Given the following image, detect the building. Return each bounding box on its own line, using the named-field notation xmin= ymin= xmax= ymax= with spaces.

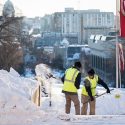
xmin=62 ymin=8 xmax=79 ymax=34
xmin=54 ymin=39 xmax=88 ymax=68
xmin=52 ymin=12 xmax=62 ymax=33
xmin=41 ymin=8 xmax=115 ymax=45
xmin=79 ymin=9 xmax=115 ymax=43
xmin=61 ymin=8 xmax=113 ymax=43
xmin=40 ymin=14 xmax=54 ymax=32
xmin=88 ymin=33 xmax=116 ymax=86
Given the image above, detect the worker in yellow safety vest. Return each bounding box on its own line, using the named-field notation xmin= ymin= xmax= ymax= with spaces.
xmin=61 ymin=61 xmax=82 ymax=115
xmin=81 ymin=69 xmax=110 ymax=115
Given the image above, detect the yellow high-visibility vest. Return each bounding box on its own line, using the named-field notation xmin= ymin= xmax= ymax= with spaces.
xmin=62 ymin=67 xmax=79 ymax=93
xmin=82 ymin=75 xmax=98 ymax=96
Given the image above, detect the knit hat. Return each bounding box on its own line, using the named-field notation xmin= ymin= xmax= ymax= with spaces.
xmin=74 ymin=61 xmax=82 ymax=68
xmin=87 ymin=68 xmax=95 ymax=75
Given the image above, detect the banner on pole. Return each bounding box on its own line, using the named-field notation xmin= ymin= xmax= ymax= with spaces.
xmin=118 ymin=43 xmax=125 ymax=72
xmin=120 ymin=0 xmax=125 ymax=37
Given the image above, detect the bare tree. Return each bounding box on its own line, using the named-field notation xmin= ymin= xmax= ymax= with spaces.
xmin=0 ymin=17 xmax=23 ymax=71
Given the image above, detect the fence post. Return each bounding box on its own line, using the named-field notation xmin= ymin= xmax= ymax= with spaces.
xmin=31 ymin=78 xmax=41 ymax=106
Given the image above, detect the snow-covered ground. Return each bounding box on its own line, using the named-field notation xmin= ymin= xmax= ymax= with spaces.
xmin=0 ymin=65 xmax=125 ymax=125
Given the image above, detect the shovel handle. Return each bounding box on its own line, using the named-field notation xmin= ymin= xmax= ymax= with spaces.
xmin=96 ymin=88 xmax=114 ymax=97
xmin=83 ymin=88 xmax=114 ymax=104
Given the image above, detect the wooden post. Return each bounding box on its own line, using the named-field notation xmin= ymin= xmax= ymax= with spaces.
xmin=38 ymin=84 xmax=41 ymax=106
xmin=31 ymin=81 xmax=41 ymax=106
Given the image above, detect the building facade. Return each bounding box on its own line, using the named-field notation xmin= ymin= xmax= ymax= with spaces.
xmin=41 ymin=8 xmax=115 ymax=44
xmin=62 ymin=9 xmax=114 ymax=43
xmin=61 ymin=8 xmax=79 ymax=34
xmin=88 ymin=34 xmax=116 ymax=86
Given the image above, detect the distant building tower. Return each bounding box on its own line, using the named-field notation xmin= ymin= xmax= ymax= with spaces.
xmin=2 ymin=0 xmax=15 ymax=18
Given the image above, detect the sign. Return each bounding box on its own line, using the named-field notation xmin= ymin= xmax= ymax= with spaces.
xmin=121 ymin=0 xmax=125 ymax=16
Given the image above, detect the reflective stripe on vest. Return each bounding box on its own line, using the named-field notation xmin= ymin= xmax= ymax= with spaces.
xmin=64 ymin=69 xmax=78 ymax=83
xmin=82 ymin=75 xmax=98 ymax=96
xmin=62 ymin=68 xmax=79 ymax=93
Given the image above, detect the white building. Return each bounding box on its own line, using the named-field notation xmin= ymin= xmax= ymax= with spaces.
xmin=41 ymin=8 xmax=115 ymax=44
xmin=62 ymin=8 xmax=79 ymax=34
xmin=62 ymin=8 xmax=114 ymax=44
xmin=81 ymin=9 xmax=114 ymax=28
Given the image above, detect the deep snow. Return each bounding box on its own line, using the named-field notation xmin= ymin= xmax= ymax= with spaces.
xmin=0 ymin=65 xmax=125 ymax=125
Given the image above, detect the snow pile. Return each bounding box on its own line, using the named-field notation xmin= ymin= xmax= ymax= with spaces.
xmin=0 ymin=69 xmax=38 ymax=98
xmin=73 ymin=53 xmax=80 ymax=59
xmin=0 ymin=68 xmax=38 ymax=111
xmin=0 ymin=68 xmax=49 ymax=125
xmin=52 ymin=69 xmax=64 ymax=79
xmin=96 ymin=88 xmax=125 ymax=115
xmin=10 ymin=67 xmax=20 ymax=77
xmin=35 ymin=64 xmax=52 ymax=79
xmin=35 ymin=64 xmax=54 ymax=94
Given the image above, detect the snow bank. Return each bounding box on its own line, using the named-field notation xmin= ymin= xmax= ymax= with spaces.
xmin=52 ymin=69 xmax=64 ymax=79
xmin=35 ymin=64 xmax=52 ymax=79
xmin=0 ymin=68 xmax=39 ymax=111
xmin=35 ymin=64 xmax=54 ymax=94
xmin=10 ymin=67 xmax=20 ymax=77
xmin=0 ymin=69 xmax=37 ymax=98
xmin=0 ymin=68 xmax=48 ymax=125
xmin=96 ymin=88 xmax=125 ymax=115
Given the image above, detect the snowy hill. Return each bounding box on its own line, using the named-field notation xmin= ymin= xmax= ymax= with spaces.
xmin=0 ymin=65 xmax=125 ymax=125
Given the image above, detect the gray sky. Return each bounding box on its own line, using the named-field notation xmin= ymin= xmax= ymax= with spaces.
xmin=2 ymin=0 xmax=116 ymax=17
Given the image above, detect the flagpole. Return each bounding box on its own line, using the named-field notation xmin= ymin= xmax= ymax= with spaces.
xmin=118 ymin=52 xmax=122 ymax=88
xmin=116 ymin=0 xmax=119 ymax=88
xmin=119 ymin=66 xmax=122 ymax=88
xmin=116 ymin=38 xmax=119 ymax=88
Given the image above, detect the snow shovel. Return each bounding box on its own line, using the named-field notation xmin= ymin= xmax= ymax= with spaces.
xmin=95 ymin=88 xmax=114 ymax=98
xmin=83 ymin=88 xmax=114 ymax=104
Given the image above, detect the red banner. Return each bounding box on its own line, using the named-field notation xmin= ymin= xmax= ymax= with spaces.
xmin=118 ymin=43 xmax=124 ymax=72
xmin=120 ymin=0 xmax=125 ymax=37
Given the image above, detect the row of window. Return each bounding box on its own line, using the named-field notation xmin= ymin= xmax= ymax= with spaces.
xmin=91 ymin=55 xmax=111 ymax=73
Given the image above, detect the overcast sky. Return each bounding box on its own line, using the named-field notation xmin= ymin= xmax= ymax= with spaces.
xmin=1 ymin=0 xmax=116 ymax=17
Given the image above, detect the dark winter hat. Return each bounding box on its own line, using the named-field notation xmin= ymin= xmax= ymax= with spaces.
xmin=74 ymin=61 xmax=82 ymax=68
xmin=87 ymin=68 xmax=95 ymax=75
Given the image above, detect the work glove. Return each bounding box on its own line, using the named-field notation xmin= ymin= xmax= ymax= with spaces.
xmin=107 ymin=89 xmax=110 ymax=93
xmin=90 ymin=96 xmax=94 ymax=101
